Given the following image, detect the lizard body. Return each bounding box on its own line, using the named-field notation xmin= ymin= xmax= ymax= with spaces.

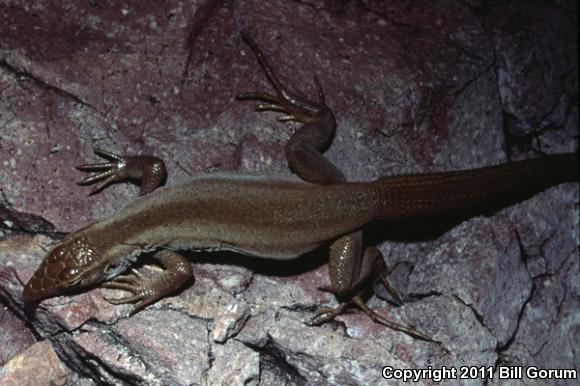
xmin=23 ymin=34 xmax=578 ymax=341
xmin=24 ymin=154 xmax=577 ymax=298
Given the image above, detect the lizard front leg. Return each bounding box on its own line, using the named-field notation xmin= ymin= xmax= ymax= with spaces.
xmin=238 ymin=33 xmax=432 ymax=341
xmin=101 ymin=250 xmax=194 ymax=315
xmin=77 ymin=148 xmax=189 ymax=315
xmin=77 ymin=147 xmax=167 ymax=195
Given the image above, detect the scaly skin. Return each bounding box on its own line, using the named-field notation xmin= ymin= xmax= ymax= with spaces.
xmin=23 ymin=33 xmax=579 ymax=342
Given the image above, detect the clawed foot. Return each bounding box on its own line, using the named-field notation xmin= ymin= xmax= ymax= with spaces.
xmin=307 ymin=301 xmax=351 ymax=326
xmin=101 ymin=250 xmax=193 ymax=315
xmin=237 ymin=32 xmax=329 ymax=125
xmin=351 ymin=296 xmax=438 ymax=342
xmin=308 ymin=295 xmax=438 ymax=343
xmin=101 ymin=269 xmax=160 ymax=315
xmin=77 ymin=148 xmax=166 ymax=195
xmin=77 ymin=148 xmax=130 ymax=194
xmin=377 ymin=271 xmax=403 ymax=306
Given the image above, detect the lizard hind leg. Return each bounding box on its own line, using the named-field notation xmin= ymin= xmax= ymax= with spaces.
xmin=237 ymin=32 xmax=433 ymax=342
xmin=236 ymin=32 xmax=323 ymax=121
xmin=236 ymin=32 xmax=342 ymax=184
xmin=315 ymin=236 xmax=436 ymax=342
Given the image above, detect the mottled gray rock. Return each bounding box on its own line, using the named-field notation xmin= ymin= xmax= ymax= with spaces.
xmin=0 ymin=339 xmax=68 ymax=386
xmin=487 ymin=1 xmax=576 ymax=147
xmin=0 ymin=301 xmax=35 ymax=366
xmin=0 ymin=0 xmax=577 ymax=385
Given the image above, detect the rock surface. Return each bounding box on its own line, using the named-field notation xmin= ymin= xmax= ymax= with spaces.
xmin=0 ymin=1 xmax=577 ymax=385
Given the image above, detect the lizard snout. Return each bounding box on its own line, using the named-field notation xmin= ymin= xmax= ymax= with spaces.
xmin=22 ymin=274 xmax=51 ymax=302
xmin=23 ymin=246 xmax=75 ymax=302
xmin=22 ymin=236 xmax=98 ymax=303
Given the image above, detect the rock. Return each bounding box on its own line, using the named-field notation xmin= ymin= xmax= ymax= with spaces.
xmin=0 ymin=1 xmax=577 ymax=385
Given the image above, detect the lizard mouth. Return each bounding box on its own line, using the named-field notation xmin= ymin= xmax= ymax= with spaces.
xmin=22 ymin=237 xmax=95 ymax=303
xmin=23 ymin=269 xmax=84 ymax=302
xmin=23 ymin=269 xmax=67 ymax=302
xmin=22 ymin=250 xmax=68 ymax=302
xmin=23 ymin=280 xmax=49 ymax=302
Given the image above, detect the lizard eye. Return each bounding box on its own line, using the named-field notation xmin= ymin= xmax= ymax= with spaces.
xmin=58 ymin=267 xmax=80 ymax=281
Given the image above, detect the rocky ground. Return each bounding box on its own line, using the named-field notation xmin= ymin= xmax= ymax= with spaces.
xmin=0 ymin=1 xmax=577 ymax=385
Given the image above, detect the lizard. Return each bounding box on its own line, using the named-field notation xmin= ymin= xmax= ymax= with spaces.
xmin=22 ymin=33 xmax=578 ymax=342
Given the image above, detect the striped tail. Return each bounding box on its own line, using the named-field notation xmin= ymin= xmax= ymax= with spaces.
xmin=373 ymin=152 xmax=578 ymax=220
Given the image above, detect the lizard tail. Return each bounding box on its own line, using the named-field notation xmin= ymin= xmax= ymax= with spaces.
xmin=372 ymin=152 xmax=578 ymax=220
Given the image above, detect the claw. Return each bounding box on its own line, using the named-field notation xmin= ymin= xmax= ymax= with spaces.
xmin=129 ymin=296 xmax=158 ymax=315
xmin=307 ymin=293 xmax=437 ymax=342
xmin=101 ymin=272 xmax=155 ymax=315
xmin=256 ymin=103 xmax=287 ymax=112
xmin=239 ymin=32 xmax=288 ymax=99
xmin=101 ymin=281 xmax=135 ymax=292
xmin=111 ymin=275 xmax=139 ymax=286
xmin=104 ymin=285 xmax=158 ymax=315
xmin=313 ymin=75 xmax=325 ymax=104
xmin=277 ymin=115 xmax=297 ymax=122
xmin=307 ymin=302 xmax=351 ymax=326
xmin=377 ymin=275 xmax=403 ymax=306
xmin=88 ymin=174 xmax=118 ymax=195
xmin=77 ymin=169 xmax=115 ymax=185
xmin=94 ymin=148 xmax=124 ymax=161
xmin=76 ymin=162 xmax=116 ymax=171
xmin=236 ymin=92 xmax=279 ymax=103
xmin=237 ymin=32 xmax=323 ymax=121
xmin=352 ymin=296 xmax=438 ymax=343
xmin=104 ymin=293 xmax=145 ymax=306
xmin=76 ymin=148 xmax=130 ymax=194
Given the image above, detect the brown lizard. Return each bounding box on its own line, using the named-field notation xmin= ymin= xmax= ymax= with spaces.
xmin=23 ymin=33 xmax=578 ymax=342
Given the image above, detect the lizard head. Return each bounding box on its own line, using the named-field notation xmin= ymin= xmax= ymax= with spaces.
xmin=23 ymin=235 xmax=106 ymax=302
